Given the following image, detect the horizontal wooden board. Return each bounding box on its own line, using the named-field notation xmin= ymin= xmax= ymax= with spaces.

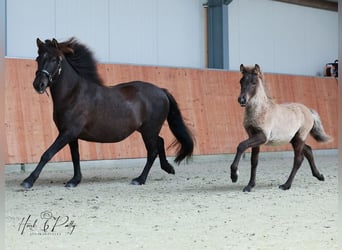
xmin=4 ymin=59 xmax=337 ymax=164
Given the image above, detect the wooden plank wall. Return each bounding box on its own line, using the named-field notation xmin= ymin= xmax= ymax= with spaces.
xmin=5 ymin=58 xmax=337 ymax=164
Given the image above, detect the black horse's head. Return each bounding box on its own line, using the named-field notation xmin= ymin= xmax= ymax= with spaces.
xmin=238 ymin=64 xmax=263 ymax=107
xmin=33 ymin=38 xmax=65 ymax=94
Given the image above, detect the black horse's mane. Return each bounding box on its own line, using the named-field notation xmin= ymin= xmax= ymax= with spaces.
xmin=45 ymin=38 xmax=104 ymax=86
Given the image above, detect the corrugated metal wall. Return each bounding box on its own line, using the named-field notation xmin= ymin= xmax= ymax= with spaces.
xmin=5 ymin=58 xmax=337 ymax=164
xmin=6 ymin=0 xmax=338 ymax=76
xmin=6 ymin=0 xmax=206 ymax=68
xmin=228 ymin=0 xmax=338 ymax=75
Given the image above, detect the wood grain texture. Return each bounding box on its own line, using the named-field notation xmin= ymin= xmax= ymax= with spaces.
xmin=5 ymin=58 xmax=337 ymax=164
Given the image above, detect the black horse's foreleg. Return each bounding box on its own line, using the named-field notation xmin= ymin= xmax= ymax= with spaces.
xmin=21 ymin=134 xmax=71 ymax=189
xmin=230 ymin=132 xmax=266 ymax=184
xmin=157 ymin=137 xmax=175 ymax=174
xmin=65 ymin=140 xmax=82 ymax=188
xmin=279 ymin=136 xmax=305 ymax=190
xmin=303 ymin=144 xmax=324 ymax=181
xmin=243 ymin=146 xmax=260 ymax=192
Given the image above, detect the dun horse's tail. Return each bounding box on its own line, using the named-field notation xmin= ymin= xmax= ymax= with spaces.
xmin=163 ymin=89 xmax=194 ymax=164
xmin=310 ymin=109 xmax=332 ymax=142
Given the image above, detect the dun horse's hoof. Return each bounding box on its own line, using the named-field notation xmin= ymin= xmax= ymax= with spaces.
xmin=21 ymin=181 xmax=33 ymax=189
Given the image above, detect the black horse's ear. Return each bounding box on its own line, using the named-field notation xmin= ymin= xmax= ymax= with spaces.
xmin=52 ymin=38 xmax=59 ymax=48
xmin=240 ymin=64 xmax=245 ymax=73
xmin=36 ymin=38 xmax=44 ymax=48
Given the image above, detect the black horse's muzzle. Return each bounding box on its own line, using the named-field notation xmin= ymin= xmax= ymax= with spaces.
xmin=33 ymin=71 xmax=50 ymax=94
xmin=33 ymin=57 xmax=62 ymax=94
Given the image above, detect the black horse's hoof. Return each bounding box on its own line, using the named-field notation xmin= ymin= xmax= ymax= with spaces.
xmin=65 ymin=182 xmax=78 ymax=188
xmin=65 ymin=178 xmax=81 ymax=188
xmin=21 ymin=181 xmax=33 ymax=189
xmin=130 ymin=178 xmax=145 ymax=185
xmin=317 ymin=174 xmax=325 ymax=181
xmin=279 ymin=184 xmax=291 ymax=190
xmin=161 ymin=163 xmax=175 ymax=175
xmin=231 ymin=171 xmax=239 ymax=183
xmin=243 ymin=185 xmax=253 ymax=192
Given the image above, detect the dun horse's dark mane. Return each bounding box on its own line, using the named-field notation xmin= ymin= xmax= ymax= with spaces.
xmin=47 ymin=38 xmax=104 ymax=86
xmin=243 ymin=66 xmax=273 ymax=101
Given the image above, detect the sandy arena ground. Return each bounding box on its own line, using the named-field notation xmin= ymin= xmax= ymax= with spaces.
xmin=5 ymin=150 xmax=338 ymax=250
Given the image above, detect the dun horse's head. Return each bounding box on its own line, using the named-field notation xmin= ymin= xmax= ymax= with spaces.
xmin=33 ymin=38 xmax=64 ymax=94
xmin=238 ymin=64 xmax=263 ymax=107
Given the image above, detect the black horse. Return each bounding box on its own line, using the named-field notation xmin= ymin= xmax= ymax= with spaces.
xmin=21 ymin=38 xmax=194 ymax=189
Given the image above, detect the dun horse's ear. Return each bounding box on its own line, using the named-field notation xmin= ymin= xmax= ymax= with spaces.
xmin=254 ymin=64 xmax=261 ymax=74
xmin=240 ymin=64 xmax=245 ymax=73
xmin=36 ymin=38 xmax=44 ymax=48
xmin=52 ymin=38 xmax=59 ymax=48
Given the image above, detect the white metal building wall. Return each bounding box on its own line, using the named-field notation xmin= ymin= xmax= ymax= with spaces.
xmin=6 ymin=0 xmax=207 ymax=68
xmin=228 ymin=0 xmax=338 ymax=76
xmin=6 ymin=0 xmax=338 ymax=76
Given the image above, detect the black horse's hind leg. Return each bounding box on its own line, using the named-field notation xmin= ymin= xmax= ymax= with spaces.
xmin=279 ymin=136 xmax=305 ymax=190
xmin=230 ymin=131 xmax=266 ymax=184
xmin=243 ymin=146 xmax=260 ymax=192
xmin=157 ymin=137 xmax=175 ymax=174
xmin=303 ymin=144 xmax=325 ymax=181
xmin=21 ymin=134 xmax=71 ymax=189
xmin=65 ymin=140 xmax=82 ymax=188
xmin=131 ymin=136 xmax=158 ymax=185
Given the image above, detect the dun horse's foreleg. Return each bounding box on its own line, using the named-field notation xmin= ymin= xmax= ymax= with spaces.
xmin=65 ymin=140 xmax=82 ymax=188
xmin=157 ymin=137 xmax=175 ymax=174
xmin=230 ymin=132 xmax=266 ymax=184
xmin=21 ymin=134 xmax=71 ymax=189
xmin=131 ymin=136 xmax=158 ymax=185
xmin=243 ymin=146 xmax=260 ymax=192
xmin=279 ymin=136 xmax=305 ymax=190
xmin=303 ymin=144 xmax=324 ymax=181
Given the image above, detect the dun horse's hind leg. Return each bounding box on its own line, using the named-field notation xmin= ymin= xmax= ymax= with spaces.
xmin=243 ymin=146 xmax=260 ymax=192
xmin=279 ymin=136 xmax=305 ymax=190
xmin=303 ymin=144 xmax=325 ymax=181
xmin=65 ymin=140 xmax=82 ymax=188
xmin=157 ymin=137 xmax=175 ymax=174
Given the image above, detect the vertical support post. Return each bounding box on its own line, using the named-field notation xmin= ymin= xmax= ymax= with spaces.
xmin=207 ymin=0 xmax=231 ymax=69
xmin=0 ymin=0 xmax=5 ymax=249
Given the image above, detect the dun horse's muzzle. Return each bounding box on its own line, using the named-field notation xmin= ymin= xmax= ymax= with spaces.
xmin=238 ymin=95 xmax=247 ymax=107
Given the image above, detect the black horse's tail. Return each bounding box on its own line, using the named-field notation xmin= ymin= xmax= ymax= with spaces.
xmin=163 ymin=89 xmax=194 ymax=164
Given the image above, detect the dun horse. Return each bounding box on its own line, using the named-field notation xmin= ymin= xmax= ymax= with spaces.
xmin=231 ymin=64 xmax=331 ymax=192
xmin=21 ymin=38 xmax=194 ymax=189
